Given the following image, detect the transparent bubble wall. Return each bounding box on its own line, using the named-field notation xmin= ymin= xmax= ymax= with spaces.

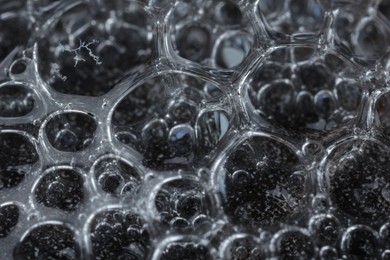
xmin=1 ymin=0 xmax=390 ymax=259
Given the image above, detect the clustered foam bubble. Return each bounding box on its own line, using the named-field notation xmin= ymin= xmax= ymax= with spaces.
xmin=1 ymin=0 xmax=390 ymax=259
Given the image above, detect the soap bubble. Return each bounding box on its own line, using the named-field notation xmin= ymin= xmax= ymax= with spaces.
xmin=33 ymin=167 xmax=84 ymax=211
xmin=322 ymin=138 xmax=390 ymax=223
xmin=152 ymin=235 xmax=215 ymax=260
xmin=212 ymin=133 xmax=307 ymax=230
xmin=270 ymin=228 xmax=315 ymax=260
xmin=87 ymin=207 xmax=150 ymax=259
xmin=13 ymin=222 xmax=81 ymax=259
xmin=340 ymin=225 xmax=380 ymax=259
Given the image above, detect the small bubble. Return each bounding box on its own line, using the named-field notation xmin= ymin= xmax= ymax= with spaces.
xmin=314 ymin=90 xmax=336 ymax=119
xmin=382 ymin=250 xmax=390 ymax=260
xmin=303 ymin=140 xmax=323 ymax=157
xmin=89 ymin=209 xmax=150 ymax=259
xmin=260 ymin=231 xmax=272 ymax=242
xmin=320 ymin=246 xmax=338 ymax=260
xmin=309 ymin=214 xmax=340 ymax=245
xmin=232 ymin=170 xmax=250 ymax=187
xmin=33 ymin=119 xmax=40 ymax=126
xmin=27 ymin=213 xmax=38 ymax=222
xmin=216 ymin=1 xmax=243 ymax=25
xmin=34 ymin=168 xmax=84 ymax=211
xmin=341 ymin=225 xmax=380 ymax=259
xmin=272 ymin=229 xmax=314 ymax=259
xmin=192 ymin=214 xmax=211 ymax=228
xmin=379 ymin=222 xmax=390 ymax=244
xmin=234 ymin=246 xmax=249 ymax=259
xmin=197 ymin=110 xmax=229 ymax=155
xmin=355 ymin=19 xmax=388 ymax=59
xmin=168 ymin=124 xmax=195 ymax=156
xmin=158 ymin=239 xmax=212 ymax=260
xmin=175 ymin=25 xmax=211 ymax=63
xmin=46 ymin=112 xmax=97 ymax=152
xmin=171 ymin=217 xmax=190 ymax=230
xmin=102 ymin=99 xmax=109 ymax=109
xmin=93 ymin=157 xmax=141 ymax=196
xmin=215 ymin=33 xmax=252 ymax=69
xmin=197 ymin=168 xmax=209 ymax=178
xmin=13 ymin=223 xmax=80 ymax=259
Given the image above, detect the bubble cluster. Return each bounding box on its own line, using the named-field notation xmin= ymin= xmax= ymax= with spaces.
xmin=88 ymin=208 xmax=150 ymax=259
xmin=152 ymin=175 xmax=214 ymax=231
xmin=1 ymin=0 xmax=390 ymax=259
xmin=92 ymin=155 xmax=141 ymax=196
xmin=111 ymin=73 xmax=231 ymax=170
xmin=244 ymin=45 xmax=364 ymax=135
